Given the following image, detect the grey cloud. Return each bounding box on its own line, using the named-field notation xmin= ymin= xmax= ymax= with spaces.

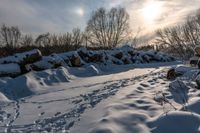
xmin=0 ymin=0 xmax=199 ymax=35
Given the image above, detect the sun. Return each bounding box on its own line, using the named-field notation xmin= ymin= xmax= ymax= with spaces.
xmin=76 ymin=8 xmax=84 ymax=16
xmin=141 ymin=1 xmax=162 ymax=23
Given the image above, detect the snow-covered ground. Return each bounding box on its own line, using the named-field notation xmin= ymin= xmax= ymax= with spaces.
xmin=0 ymin=61 xmax=200 ymax=133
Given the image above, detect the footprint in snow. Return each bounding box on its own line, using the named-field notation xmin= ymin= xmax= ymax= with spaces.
xmin=147 ymin=80 xmax=154 ymax=83
xmin=140 ymin=83 xmax=149 ymax=88
xmin=137 ymin=87 xmax=144 ymax=91
xmin=150 ymin=83 xmax=155 ymax=85
xmin=72 ymin=99 xmax=83 ymax=104
xmin=39 ymin=82 xmax=44 ymax=85
xmin=54 ymin=112 xmax=61 ymax=116
xmin=125 ymin=93 xmax=136 ymax=99
xmin=39 ymin=112 xmax=45 ymax=116
xmin=160 ymin=82 xmax=166 ymax=85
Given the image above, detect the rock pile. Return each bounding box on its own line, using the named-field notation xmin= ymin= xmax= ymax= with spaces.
xmin=0 ymin=45 xmax=175 ymax=77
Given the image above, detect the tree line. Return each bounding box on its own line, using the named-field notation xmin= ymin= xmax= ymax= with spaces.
xmin=0 ymin=7 xmax=133 ymax=57
xmin=0 ymin=7 xmax=200 ymax=58
xmin=154 ymin=10 xmax=200 ymax=59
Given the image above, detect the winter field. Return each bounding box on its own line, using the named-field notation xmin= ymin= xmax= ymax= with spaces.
xmin=1 ymin=60 xmax=200 ymax=133
xmin=0 ymin=0 xmax=200 ymax=132
xmin=0 ymin=47 xmax=200 ymax=133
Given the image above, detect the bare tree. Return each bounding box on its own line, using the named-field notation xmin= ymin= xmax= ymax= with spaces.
xmin=86 ymin=7 xmax=130 ymax=48
xmin=72 ymin=28 xmax=83 ymax=49
xmin=154 ymin=9 xmax=200 ymax=58
xmin=82 ymin=30 xmax=91 ymax=48
xmin=35 ymin=32 xmax=50 ymax=47
xmin=0 ymin=24 xmax=21 ymax=48
xmin=21 ymin=34 xmax=34 ymax=46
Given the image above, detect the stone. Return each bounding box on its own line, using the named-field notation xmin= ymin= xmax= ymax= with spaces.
xmin=167 ymin=68 xmax=180 ymax=80
xmin=70 ymin=55 xmax=82 ymax=67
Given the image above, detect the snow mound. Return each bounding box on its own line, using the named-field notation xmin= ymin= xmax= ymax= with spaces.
xmin=89 ymin=111 xmax=149 ymax=133
xmin=68 ymin=64 xmax=101 ymax=77
xmin=0 ymin=67 xmax=72 ymax=100
xmin=0 ymin=92 xmax=10 ymax=102
xmin=86 ymin=65 xmax=101 ymax=75
xmin=32 ymin=66 xmax=71 ymax=86
xmin=185 ymin=98 xmax=200 ymax=114
xmin=148 ymin=111 xmax=200 ymax=133
xmin=169 ymin=79 xmax=189 ymax=104
xmin=175 ymin=65 xmax=195 ymax=74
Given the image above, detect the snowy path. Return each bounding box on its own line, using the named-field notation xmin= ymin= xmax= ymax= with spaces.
xmin=1 ymin=62 xmax=193 ymax=133
xmin=70 ymin=68 xmax=170 ymax=133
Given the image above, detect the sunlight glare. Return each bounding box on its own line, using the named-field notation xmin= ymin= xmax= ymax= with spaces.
xmin=76 ymin=8 xmax=84 ymax=16
xmin=141 ymin=1 xmax=162 ymax=23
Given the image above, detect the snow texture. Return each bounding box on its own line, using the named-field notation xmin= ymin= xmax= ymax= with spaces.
xmin=1 ymin=48 xmax=199 ymax=133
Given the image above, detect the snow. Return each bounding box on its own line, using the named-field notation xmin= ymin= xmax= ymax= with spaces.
xmin=0 ymin=46 xmax=176 ymax=78
xmin=0 ymin=59 xmax=199 ymax=133
xmin=149 ymin=111 xmax=200 ymax=133
xmin=0 ymin=63 xmax=21 ymax=77
xmin=0 ymin=49 xmax=41 ymax=64
xmin=186 ymin=98 xmax=200 ymax=114
xmin=190 ymin=56 xmax=200 ymax=61
xmin=194 ymin=44 xmax=200 ymax=50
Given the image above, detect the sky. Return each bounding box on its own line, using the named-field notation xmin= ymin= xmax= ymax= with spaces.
xmin=0 ymin=0 xmax=199 ymax=36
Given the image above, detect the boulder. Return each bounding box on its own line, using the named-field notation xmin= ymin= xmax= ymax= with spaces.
xmin=21 ymin=49 xmax=42 ymax=65
xmin=0 ymin=49 xmax=42 ymax=65
xmin=30 ymin=55 xmax=64 ymax=71
xmin=167 ymin=68 xmax=177 ymax=80
xmin=114 ymin=52 xmax=123 ymax=59
xmin=88 ymin=54 xmax=103 ymax=63
xmin=128 ymin=51 xmax=135 ymax=56
xmin=142 ymin=55 xmax=151 ymax=63
xmin=70 ymin=55 xmax=82 ymax=67
xmin=30 ymin=60 xmax=62 ymax=71
xmin=77 ymin=48 xmax=89 ymax=62
xmin=196 ymin=74 xmax=200 ymax=87
xmin=194 ymin=45 xmax=200 ymax=56
xmin=58 ymin=51 xmax=84 ymax=67
xmin=190 ymin=56 xmax=200 ymax=67
xmin=0 ymin=63 xmax=21 ymax=77
xmin=122 ymin=57 xmax=131 ymax=64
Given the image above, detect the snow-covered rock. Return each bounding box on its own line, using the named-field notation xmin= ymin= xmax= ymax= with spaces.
xmin=195 ymin=74 xmax=200 ymax=87
xmin=0 ymin=49 xmax=42 ymax=65
xmin=190 ymin=56 xmax=200 ymax=67
xmin=0 ymin=46 xmax=176 ymax=78
xmin=194 ymin=45 xmax=200 ymax=56
xmin=0 ymin=63 xmax=21 ymax=77
xmin=167 ymin=65 xmax=196 ymax=80
xmin=30 ymin=54 xmax=65 ymax=71
xmin=59 ymin=51 xmax=84 ymax=67
xmin=169 ymin=79 xmax=190 ymax=105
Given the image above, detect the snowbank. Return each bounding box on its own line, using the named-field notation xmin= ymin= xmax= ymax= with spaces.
xmin=0 ymin=66 xmax=72 ymax=100
xmin=149 ymin=111 xmax=200 ymax=133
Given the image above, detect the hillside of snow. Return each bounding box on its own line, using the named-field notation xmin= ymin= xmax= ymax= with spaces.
xmin=0 ymin=47 xmax=200 ymax=133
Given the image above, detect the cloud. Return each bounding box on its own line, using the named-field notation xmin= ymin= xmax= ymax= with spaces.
xmin=0 ymin=0 xmax=199 ymax=35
